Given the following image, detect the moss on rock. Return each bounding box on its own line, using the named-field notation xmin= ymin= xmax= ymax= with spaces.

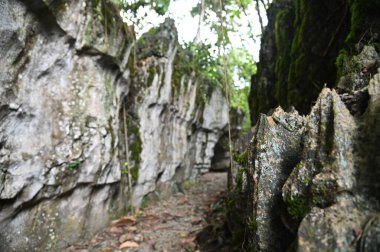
xmin=286 ymin=195 xmax=309 ymax=219
xmin=127 ymin=119 xmax=142 ymax=182
xmin=250 ymin=0 xmax=351 ymax=122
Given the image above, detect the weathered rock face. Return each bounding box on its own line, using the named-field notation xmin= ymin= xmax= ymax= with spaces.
xmin=288 ymin=69 xmax=380 ymax=250
xmin=0 ymin=1 xmax=133 ymax=250
xmin=0 ymin=1 xmax=230 ymax=251
xmin=247 ymin=108 xmax=304 ymax=251
xmin=249 ymin=0 xmax=295 ymax=124
xmin=232 ymin=47 xmax=380 ymax=251
xmin=126 ymin=19 xmax=229 ymax=205
xmin=249 ymin=0 xmax=380 ymax=123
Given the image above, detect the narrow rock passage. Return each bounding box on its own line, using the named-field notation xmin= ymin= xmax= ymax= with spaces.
xmin=65 ymin=173 xmax=227 ymax=252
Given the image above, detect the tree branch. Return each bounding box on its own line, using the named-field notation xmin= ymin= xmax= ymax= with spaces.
xmin=194 ymin=0 xmax=206 ymax=43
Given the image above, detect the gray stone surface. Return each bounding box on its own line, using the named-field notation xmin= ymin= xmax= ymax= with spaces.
xmin=337 ymin=46 xmax=380 ymax=92
xmin=238 ymin=107 xmax=304 ymax=251
xmin=130 ymin=19 xmax=229 ymax=205
xmin=0 ymin=1 xmax=230 ymax=251
xmin=234 ymin=66 xmax=380 ymax=251
xmin=283 ymin=88 xmax=357 ymax=210
xmin=0 ymin=1 xmax=132 ymax=251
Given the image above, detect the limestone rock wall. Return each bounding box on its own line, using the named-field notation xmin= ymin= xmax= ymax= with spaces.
xmin=128 ymin=19 xmax=229 ymax=205
xmin=249 ymin=0 xmax=380 ymax=123
xmin=231 ymin=47 xmax=380 ymax=251
xmin=0 ymin=0 xmax=133 ymax=250
xmin=0 ymin=1 xmax=229 ymax=251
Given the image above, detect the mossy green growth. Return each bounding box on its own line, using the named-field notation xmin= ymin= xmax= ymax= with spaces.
xmin=147 ymin=65 xmax=158 ymax=88
xmin=127 ymin=119 xmax=142 ymax=182
xmin=86 ymin=0 xmax=135 ymax=63
xmin=335 ymin=0 xmax=380 ymax=83
xmin=173 ymin=43 xmax=221 ymax=107
xmin=233 ymin=167 xmax=246 ymax=196
xmin=335 ymin=49 xmax=350 ymax=81
xmin=141 ymin=196 xmax=150 ymax=209
xmin=287 ymin=0 xmax=349 ymax=114
xmin=274 ymin=8 xmax=295 ymax=108
xmin=182 ymin=179 xmax=196 ymax=191
xmin=234 ymin=150 xmax=248 ymax=167
xmin=67 ymin=160 xmax=82 ymax=171
xmin=247 ymin=218 xmax=258 ymax=233
xmin=108 ymin=117 xmax=115 ymax=156
xmin=286 ymin=195 xmax=309 ymax=219
xmin=104 ymin=74 xmax=114 ymax=112
xmin=345 ymin=0 xmax=380 ymax=47
xmin=311 ymin=179 xmax=338 ymax=207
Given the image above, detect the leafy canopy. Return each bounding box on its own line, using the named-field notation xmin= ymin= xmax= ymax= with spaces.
xmin=118 ymin=0 xmax=267 ymax=130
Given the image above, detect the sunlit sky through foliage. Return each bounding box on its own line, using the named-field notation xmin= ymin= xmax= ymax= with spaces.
xmin=121 ymin=0 xmax=269 ymax=87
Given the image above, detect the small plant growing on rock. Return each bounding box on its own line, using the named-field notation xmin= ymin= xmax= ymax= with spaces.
xmin=121 ymin=162 xmax=129 ymax=175
xmin=286 ymin=195 xmax=309 ymax=219
xmin=67 ymin=160 xmax=82 ymax=171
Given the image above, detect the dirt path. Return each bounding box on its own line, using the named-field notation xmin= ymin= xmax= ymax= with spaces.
xmin=65 ymin=172 xmax=227 ymax=252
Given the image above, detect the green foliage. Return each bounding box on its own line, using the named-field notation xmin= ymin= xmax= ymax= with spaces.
xmin=286 ymin=195 xmax=309 ymax=219
xmin=119 ymin=0 xmax=171 ymax=16
xmin=234 ymin=167 xmax=246 ymax=194
xmin=182 ymin=179 xmax=195 ymax=191
xmin=67 ymin=160 xmax=82 ymax=171
xmin=173 ymin=42 xmax=223 ymax=103
xmin=226 ymin=48 xmax=256 ymax=130
xmin=175 ymin=43 xmax=255 ymax=131
xmin=187 ymin=43 xmax=222 ymax=86
xmin=121 ymin=162 xmax=129 ymax=175
xmin=345 ymin=0 xmax=380 ymax=46
xmin=234 ymin=150 xmax=248 ymax=167
xmin=335 ymin=49 xmax=349 ymax=80
xmin=126 ymin=0 xmax=257 ymax=128
xmin=231 ymin=86 xmax=252 ymax=131
xmin=141 ymin=196 xmax=151 ymax=208
xmin=247 ymin=218 xmax=257 ymax=233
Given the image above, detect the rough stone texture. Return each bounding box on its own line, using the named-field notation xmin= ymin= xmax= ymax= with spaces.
xmin=241 ymin=0 xmax=380 ymax=249
xmin=337 ymin=46 xmax=380 ymax=92
xmin=283 ymin=88 xmax=357 ymax=211
xmin=249 ymin=0 xmax=295 ymax=124
xmin=231 ymin=107 xmax=304 ymax=251
xmin=0 ymin=1 xmax=230 ymax=251
xmin=296 ymin=194 xmax=376 ymax=252
xmin=249 ymin=0 xmax=380 ymax=122
xmin=211 ymin=108 xmax=244 ymax=172
xmin=234 ymin=65 xmax=380 ymax=251
xmin=0 ymin=1 xmax=132 ymax=251
xmin=358 ymin=68 xmax=380 ymax=198
xmin=128 ymin=19 xmax=229 ymax=205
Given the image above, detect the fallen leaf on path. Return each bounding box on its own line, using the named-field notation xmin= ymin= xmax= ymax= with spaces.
xmin=119 ymin=241 xmax=139 ymax=249
xmin=144 ymin=213 xmax=161 ymax=224
xmin=181 ymin=236 xmax=195 ymax=243
xmin=111 ymin=216 xmax=136 ymax=227
xmin=127 ymin=226 xmax=138 ymax=232
xmin=153 ymin=225 xmax=172 ymax=231
xmin=178 ymin=197 xmax=189 ymax=205
xmin=191 ymin=217 xmax=203 ymax=225
xmin=108 ymin=227 xmax=123 ymax=234
xmin=103 ymin=247 xmax=117 ymax=252
xmin=90 ymin=238 xmax=98 ymax=244
xmin=174 ymin=213 xmax=185 ymax=218
xmin=119 ymin=233 xmax=134 ymax=243
xmin=181 ymin=236 xmax=196 ymax=248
